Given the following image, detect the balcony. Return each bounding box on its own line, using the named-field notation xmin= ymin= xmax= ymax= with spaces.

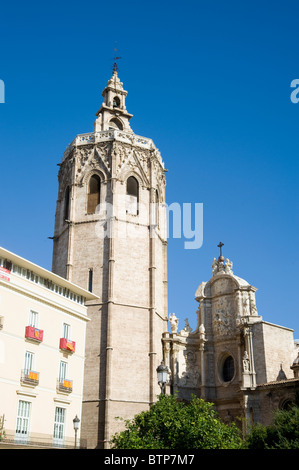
xmin=21 ymin=369 xmax=39 ymax=386
xmin=59 ymin=337 xmax=75 ymax=353
xmin=25 ymin=326 xmax=43 ymax=343
xmin=62 ymin=129 xmax=162 ymax=163
xmin=57 ymin=378 xmax=73 ymax=393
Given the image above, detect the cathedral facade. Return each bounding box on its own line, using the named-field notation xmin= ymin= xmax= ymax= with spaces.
xmin=51 ymin=69 xmax=298 ymax=448
xmin=163 ymin=251 xmax=299 ymax=430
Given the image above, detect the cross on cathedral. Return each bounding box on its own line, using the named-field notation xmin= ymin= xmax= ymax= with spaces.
xmin=217 ymin=242 xmax=225 ymax=262
xmin=217 ymin=242 xmax=224 ymax=257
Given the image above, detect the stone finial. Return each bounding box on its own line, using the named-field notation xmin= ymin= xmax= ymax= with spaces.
xmin=179 ymin=318 xmax=193 ymax=336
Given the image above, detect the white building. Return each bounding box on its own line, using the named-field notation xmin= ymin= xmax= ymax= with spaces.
xmin=0 ymin=247 xmax=98 ymax=448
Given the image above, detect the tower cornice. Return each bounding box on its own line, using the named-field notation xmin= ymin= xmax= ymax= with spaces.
xmin=95 ymin=103 xmax=133 ymax=119
xmin=62 ymin=129 xmax=164 ymax=168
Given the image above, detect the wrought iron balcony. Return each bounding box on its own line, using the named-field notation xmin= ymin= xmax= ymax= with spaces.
xmin=57 ymin=378 xmax=73 ymax=393
xmin=21 ymin=369 xmax=39 ymax=386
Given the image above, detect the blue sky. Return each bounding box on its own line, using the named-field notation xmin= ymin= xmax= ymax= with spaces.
xmin=0 ymin=0 xmax=298 ymax=338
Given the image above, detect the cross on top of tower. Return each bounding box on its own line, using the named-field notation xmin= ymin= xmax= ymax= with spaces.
xmin=113 ymin=47 xmax=121 ymax=74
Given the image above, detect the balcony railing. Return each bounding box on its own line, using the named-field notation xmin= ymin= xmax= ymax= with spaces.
xmin=62 ymin=129 xmax=164 ymax=166
xmin=57 ymin=378 xmax=73 ymax=393
xmin=21 ymin=369 xmax=39 ymax=386
xmin=25 ymin=326 xmax=44 ymax=342
xmin=1 ymin=435 xmax=87 ymax=449
xmin=59 ymin=337 xmax=76 ymax=353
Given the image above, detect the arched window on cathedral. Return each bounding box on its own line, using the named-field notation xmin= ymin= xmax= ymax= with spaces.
xmin=87 ymin=175 xmax=101 ymax=214
xmin=109 ymin=118 xmax=123 ymax=130
xmin=126 ymin=176 xmax=139 ymax=215
xmin=64 ymin=186 xmax=70 ymax=221
xmin=281 ymin=399 xmax=293 ymax=410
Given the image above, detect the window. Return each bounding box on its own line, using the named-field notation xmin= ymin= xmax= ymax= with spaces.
xmin=222 ymin=356 xmax=234 ymax=382
xmin=3 ymin=260 xmax=12 ymax=271
xmin=59 ymin=361 xmax=67 ymax=381
xmin=15 ymin=400 xmax=31 ymax=442
xmin=28 ymin=310 xmax=39 ymax=328
xmin=53 ymin=407 xmax=66 ymax=445
xmin=88 ymin=268 xmax=93 ymax=292
xmin=24 ymin=351 xmax=34 ymax=374
xmin=63 ymin=323 xmax=71 ymax=340
xmin=126 ymin=176 xmax=139 ymax=215
xmin=281 ymin=399 xmax=293 ymax=410
xmin=22 ymin=352 xmax=39 ymax=384
xmin=87 ymin=175 xmax=101 ymax=214
xmin=113 ymin=96 xmax=120 ymax=108
xmin=64 ymin=186 xmax=70 ymax=221
xmin=109 ymin=117 xmax=123 ymax=130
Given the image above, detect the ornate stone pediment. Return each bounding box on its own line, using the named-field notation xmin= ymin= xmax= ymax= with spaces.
xmin=75 ymin=143 xmax=112 ymax=184
xmin=114 ymin=143 xmax=150 ymax=186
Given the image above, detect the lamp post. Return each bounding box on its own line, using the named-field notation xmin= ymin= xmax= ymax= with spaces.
xmin=156 ymin=361 xmax=169 ymax=395
xmin=73 ymin=415 xmax=80 ymax=449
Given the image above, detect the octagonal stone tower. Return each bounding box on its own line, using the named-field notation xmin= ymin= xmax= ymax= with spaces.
xmin=52 ymin=69 xmax=168 ymax=448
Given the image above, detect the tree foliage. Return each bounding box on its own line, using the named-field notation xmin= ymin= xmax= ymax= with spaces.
xmin=245 ymin=405 xmax=299 ymax=449
xmin=110 ymin=394 xmax=243 ymax=449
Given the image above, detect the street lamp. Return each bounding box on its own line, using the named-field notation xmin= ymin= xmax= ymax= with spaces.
xmin=73 ymin=415 xmax=80 ymax=449
xmin=156 ymin=361 xmax=169 ymax=395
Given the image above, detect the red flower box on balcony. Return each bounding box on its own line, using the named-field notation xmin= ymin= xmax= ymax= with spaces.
xmin=59 ymin=337 xmax=76 ymax=353
xmin=25 ymin=326 xmax=43 ymax=342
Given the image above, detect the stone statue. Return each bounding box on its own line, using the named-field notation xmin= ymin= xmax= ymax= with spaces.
xmin=183 ymin=318 xmax=192 ymax=333
xmin=169 ymin=313 xmax=179 ymax=334
xmin=199 ymin=323 xmax=207 ymax=342
xmin=242 ymin=351 xmax=250 ymax=372
xmin=211 ymin=258 xmax=218 ymax=276
xmin=243 ymin=296 xmax=250 ymax=315
xmin=225 ymin=258 xmax=233 ymax=274
xmin=199 ymin=323 xmax=205 ymax=335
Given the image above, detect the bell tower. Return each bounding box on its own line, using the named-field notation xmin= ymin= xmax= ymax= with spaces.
xmin=94 ymin=66 xmax=133 ymax=132
xmin=51 ymin=69 xmax=168 ymax=448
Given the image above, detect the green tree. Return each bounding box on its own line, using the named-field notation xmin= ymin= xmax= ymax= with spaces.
xmin=246 ymin=405 xmax=299 ymax=449
xmin=110 ymin=394 xmax=243 ymax=449
xmin=0 ymin=414 xmax=5 ymax=442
